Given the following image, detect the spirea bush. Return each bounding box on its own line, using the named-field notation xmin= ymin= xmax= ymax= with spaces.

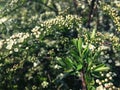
xmin=0 ymin=14 xmax=120 ymax=90
xmin=0 ymin=0 xmax=120 ymax=90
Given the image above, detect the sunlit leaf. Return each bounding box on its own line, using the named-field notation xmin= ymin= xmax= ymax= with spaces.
xmin=76 ymin=64 xmax=82 ymax=71
xmin=91 ymin=28 xmax=96 ymax=39
xmin=92 ymin=64 xmax=110 ymax=72
xmin=77 ymin=38 xmax=82 ymax=56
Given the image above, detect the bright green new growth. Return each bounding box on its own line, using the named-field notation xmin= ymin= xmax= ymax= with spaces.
xmin=58 ymin=35 xmax=110 ymax=89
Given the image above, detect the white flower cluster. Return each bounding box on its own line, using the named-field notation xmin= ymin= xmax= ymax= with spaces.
xmin=82 ymin=44 xmax=95 ymax=51
xmin=54 ymin=64 xmax=61 ymax=69
xmin=114 ymin=0 xmax=120 ymax=7
xmin=4 ymin=32 xmax=30 ymax=50
xmin=0 ymin=15 xmax=80 ymax=52
xmin=98 ymin=45 xmax=109 ymax=51
xmin=103 ymin=4 xmax=120 ymax=31
xmin=56 ymin=73 xmax=64 ymax=80
xmin=0 ymin=40 xmax=4 ymax=49
xmin=96 ymin=72 xmax=117 ymax=90
xmin=41 ymin=81 xmax=49 ymax=88
xmin=115 ymin=60 xmax=120 ymax=66
xmin=41 ymin=15 xmax=81 ymax=30
xmin=0 ymin=17 xmax=7 ymax=24
xmin=31 ymin=26 xmax=41 ymax=38
xmin=10 ymin=0 xmax=18 ymax=4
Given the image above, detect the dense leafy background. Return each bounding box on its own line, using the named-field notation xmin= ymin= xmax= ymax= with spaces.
xmin=0 ymin=0 xmax=120 ymax=90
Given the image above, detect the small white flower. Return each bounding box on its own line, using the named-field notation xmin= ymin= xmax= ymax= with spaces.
xmin=31 ymin=26 xmax=40 ymax=32
xmin=54 ymin=64 xmax=61 ymax=69
xmin=26 ymin=47 xmax=29 ymax=50
xmin=109 ymin=77 xmax=112 ymax=80
xmin=108 ymin=82 xmax=113 ymax=86
xmin=105 ymin=79 xmax=108 ymax=82
xmin=19 ymin=44 xmax=22 ymax=47
xmin=115 ymin=61 xmax=120 ymax=66
xmin=108 ymin=59 xmax=112 ymax=63
xmin=6 ymin=39 xmax=9 ymax=42
xmin=104 ymin=83 xmax=110 ymax=88
xmin=25 ymin=33 xmax=30 ymax=37
xmin=101 ymin=73 xmax=104 ymax=76
xmin=108 ymin=88 xmax=112 ymax=90
xmin=93 ymin=65 xmax=96 ymax=68
xmin=98 ymin=45 xmax=109 ymax=51
xmin=0 ymin=17 xmax=7 ymax=24
xmin=105 ymin=55 xmax=109 ymax=59
xmin=106 ymin=73 xmax=110 ymax=77
xmin=112 ymin=86 xmax=115 ymax=89
xmin=58 ymin=73 xmax=64 ymax=79
xmin=6 ymin=40 xmax=14 ymax=50
xmin=23 ymin=34 xmax=29 ymax=39
xmin=9 ymin=51 xmax=13 ymax=54
xmin=18 ymin=38 xmax=24 ymax=43
xmin=89 ymin=44 xmax=95 ymax=50
xmin=40 ymin=24 xmax=44 ymax=27
xmin=102 ymin=80 xmax=105 ymax=83
xmin=14 ymin=48 xmax=18 ymax=52
xmin=41 ymin=81 xmax=49 ymax=88
xmin=96 ymin=85 xmax=104 ymax=90
xmin=6 ymin=45 xmax=12 ymax=50
xmin=96 ymin=79 xmax=100 ymax=83
xmin=35 ymin=34 xmax=39 ymax=38
xmin=109 ymin=33 xmax=114 ymax=37
xmin=81 ymin=5 xmax=85 ymax=9
xmin=33 ymin=62 xmax=37 ymax=67
xmin=0 ymin=40 xmax=3 ymax=49
xmin=82 ymin=44 xmax=95 ymax=51
xmin=99 ymin=82 xmax=102 ymax=85
xmin=14 ymin=41 xmax=17 ymax=44
xmin=56 ymin=57 xmax=61 ymax=60
xmin=100 ymin=52 xmax=104 ymax=55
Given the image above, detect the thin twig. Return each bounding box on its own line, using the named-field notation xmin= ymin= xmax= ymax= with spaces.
xmin=73 ymin=0 xmax=78 ymax=14
xmin=87 ymin=0 xmax=97 ymax=28
xmin=80 ymin=71 xmax=87 ymax=90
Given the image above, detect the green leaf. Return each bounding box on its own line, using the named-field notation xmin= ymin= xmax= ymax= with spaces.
xmin=89 ymin=86 xmax=96 ymax=90
xmin=76 ymin=64 xmax=82 ymax=71
xmin=92 ymin=64 xmax=110 ymax=72
xmin=73 ymin=39 xmax=78 ymax=47
xmin=81 ymin=45 xmax=89 ymax=59
xmin=91 ymin=28 xmax=96 ymax=39
xmin=87 ymin=58 xmax=93 ymax=70
xmin=65 ymin=69 xmax=73 ymax=73
xmin=57 ymin=59 xmax=66 ymax=68
xmin=63 ymin=57 xmax=75 ymax=69
xmin=91 ymin=72 xmax=101 ymax=78
xmin=70 ymin=50 xmax=82 ymax=64
xmin=66 ymin=57 xmax=74 ymax=67
xmin=77 ymin=38 xmax=82 ymax=56
xmin=86 ymin=31 xmax=91 ymax=40
xmin=70 ymin=50 xmax=78 ymax=57
xmin=93 ymin=51 xmax=101 ymax=60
